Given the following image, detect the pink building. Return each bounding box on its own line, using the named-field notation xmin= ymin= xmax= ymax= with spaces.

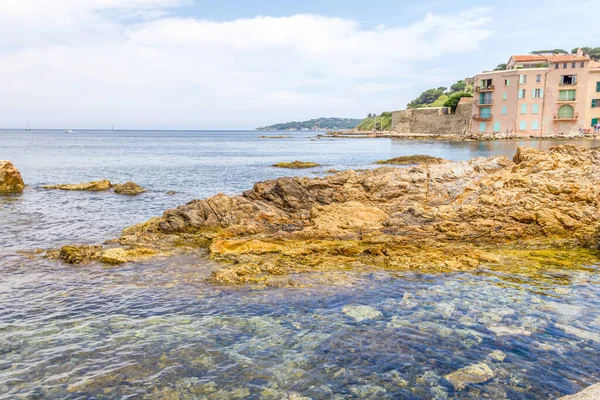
xmin=471 ymin=50 xmax=600 ymax=136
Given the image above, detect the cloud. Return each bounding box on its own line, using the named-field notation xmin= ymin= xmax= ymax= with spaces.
xmin=0 ymin=2 xmax=492 ymax=129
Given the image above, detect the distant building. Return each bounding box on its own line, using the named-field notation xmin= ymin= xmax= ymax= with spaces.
xmin=471 ymin=49 xmax=600 ymax=135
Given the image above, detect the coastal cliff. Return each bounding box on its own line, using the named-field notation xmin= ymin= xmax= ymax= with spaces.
xmin=58 ymin=145 xmax=600 ymax=284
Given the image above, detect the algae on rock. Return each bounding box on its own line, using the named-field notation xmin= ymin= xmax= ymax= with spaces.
xmin=0 ymin=160 xmax=25 ymax=193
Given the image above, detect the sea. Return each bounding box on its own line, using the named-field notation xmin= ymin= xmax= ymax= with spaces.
xmin=1 ymin=129 xmax=599 ymax=399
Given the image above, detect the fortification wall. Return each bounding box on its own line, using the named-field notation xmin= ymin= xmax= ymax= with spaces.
xmin=391 ymin=100 xmax=472 ymax=136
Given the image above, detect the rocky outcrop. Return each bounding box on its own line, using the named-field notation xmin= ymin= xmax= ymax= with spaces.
xmin=444 ymin=363 xmax=495 ymax=390
xmin=374 ymin=155 xmax=447 ymax=165
xmin=43 ymin=180 xmax=146 ymax=195
xmin=273 ymin=161 xmax=321 ymax=169
xmin=43 ymin=180 xmax=112 ymax=191
xmin=112 ymin=181 xmax=146 ymax=196
xmin=57 ymin=145 xmax=600 ymax=284
xmin=0 ymin=160 xmax=25 ymax=193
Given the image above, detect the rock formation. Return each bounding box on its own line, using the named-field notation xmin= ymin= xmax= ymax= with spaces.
xmin=112 ymin=181 xmax=146 ymax=196
xmin=56 ymin=145 xmax=600 ymax=284
xmin=43 ymin=180 xmax=112 ymax=191
xmin=559 ymin=383 xmax=600 ymax=399
xmin=43 ymin=180 xmax=146 ymax=195
xmin=374 ymin=155 xmax=447 ymax=165
xmin=0 ymin=160 xmax=25 ymax=193
xmin=273 ymin=161 xmax=321 ymax=169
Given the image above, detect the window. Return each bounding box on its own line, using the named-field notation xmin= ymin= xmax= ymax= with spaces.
xmin=563 ymin=63 xmax=567 ymax=68
xmin=554 ymin=63 xmax=559 ymax=69
xmin=480 ymin=107 xmax=491 ymax=118
xmin=503 ymin=93 xmax=507 ymax=100
xmin=518 ymin=89 xmax=526 ymax=98
xmin=481 ymin=79 xmax=493 ymax=89
xmin=560 ymin=75 xmax=577 ymax=85
xmin=479 ymin=122 xmax=487 ymax=133
xmin=521 ymin=104 xmax=528 ymax=114
xmin=502 ymin=106 xmax=507 ymax=115
xmin=593 ymin=118 xmax=599 ymax=127
xmin=519 ymin=74 xmax=527 ymax=84
xmin=532 ymin=120 xmax=539 ymax=130
xmin=536 ymin=74 xmax=541 ymax=83
xmin=504 ymin=79 xmax=510 ymax=86
xmin=558 ymin=105 xmax=575 ymax=119
xmin=519 ymin=120 xmax=527 ymax=130
xmin=532 ymin=104 xmax=539 ymax=114
xmin=479 ymin=93 xmax=492 ymax=105
xmin=581 ymin=62 xmax=585 ymax=68
xmin=493 ymin=121 xmax=501 ymax=132
xmin=571 ymin=62 xmax=576 ymax=68
xmin=593 ymin=99 xmax=598 ymax=108
xmin=597 ymin=82 xmax=600 ymax=92
xmin=532 ymin=88 xmax=543 ymax=98
xmin=558 ymin=89 xmax=576 ymax=101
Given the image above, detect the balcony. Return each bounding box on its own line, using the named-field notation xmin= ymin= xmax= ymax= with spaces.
xmin=475 ymin=99 xmax=493 ymax=106
xmin=553 ymin=113 xmax=578 ymax=121
xmin=556 ymin=98 xmax=577 ymax=103
xmin=473 ymin=114 xmax=493 ymax=121
xmin=475 ymin=85 xmax=495 ymax=92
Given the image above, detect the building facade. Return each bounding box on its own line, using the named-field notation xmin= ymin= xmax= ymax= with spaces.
xmin=470 ymin=50 xmax=600 ymax=136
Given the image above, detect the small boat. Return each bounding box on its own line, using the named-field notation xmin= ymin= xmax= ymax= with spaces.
xmin=25 ymin=123 xmax=31 ymax=131
xmin=64 ymin=129 xmax=73 ymax=133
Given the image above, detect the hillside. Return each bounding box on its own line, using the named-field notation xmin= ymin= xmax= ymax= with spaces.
xmin=355 ymin=112 xmax=392 ymax=131
xmin=256 ymin=117 xmax=362 ymax=131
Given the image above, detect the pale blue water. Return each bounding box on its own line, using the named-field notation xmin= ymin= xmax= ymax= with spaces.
xmin=1 ymin=130 xmax=599 ymax=399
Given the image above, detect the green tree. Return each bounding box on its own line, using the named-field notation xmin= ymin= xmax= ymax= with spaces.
xmin=531 ymin=49 xmax=567 ymax=55
xmin=407 ymin=88 xmax=445 ymax=108
xmin=443 ymin=92 xmax=473 ymax=113
xmin=494 ymin=63 xmax=507 ymax=71
xmin=450 ymin=80 xmax=466 ymax=92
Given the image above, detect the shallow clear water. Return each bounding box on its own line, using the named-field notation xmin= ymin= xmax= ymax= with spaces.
xmin=1 ymin=130 xmax=599 ymax=399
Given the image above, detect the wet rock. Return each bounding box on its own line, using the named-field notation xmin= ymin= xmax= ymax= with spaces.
xmin=436 ymin=302 xmax=455 ymax=319
xmin=487 ymin=325 xmax=532 ymax=337
xmin=57 ymin=245 xmax=102 ymax=264
xmin=556 ymin=323 xmax=600 ymax=343
xmin=273 ymin=161 xmax=321 ymax=169
xmin=348 ymin=384 xmax=386 ymax=397
xmin=0 ymin=160 xmax=25 ymax=193
xmin=112 ymin=181 xmax=146 ymax=195
xmin=43 ymin=180 xmax=112 ymax=191
xmin=166 ymin=190 xmax=177 ymax=195
xmin=559 ymin=382 xmax=600 ymax=399
xmin=374 ymin=154 xmax=447 ymax=165
xmin=342 ymin=305 xmax=382 ymax=322
xmin=488 ymin=350 xmax=507 ymax=362
xmin=444 ymin=362 xmax=495 ymax=391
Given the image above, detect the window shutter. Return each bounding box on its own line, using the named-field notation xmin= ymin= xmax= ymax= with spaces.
xmin=540 ymin=89 xmax=544 ymax=98
xmin=593 ymin=99 xmax=597 ymax=108
xmin=519 ymin=121 xmax=526 ymax=130
xmin=502 ymin=106 xmax=507 ymax=115
xmin=493 ymin=121 xmax=500 ymax=132
xmin=532 ymin=104 xmax=539 ymax=114
xmin=532 ymin=121 xmax=539 ymax=130
xmin=597 ymin=82 xmax=600 ymax=92
xmin=518 ymin=90 xmax=523 ymax=99
xmin=532 ymin=89 xmax=536 ymax=98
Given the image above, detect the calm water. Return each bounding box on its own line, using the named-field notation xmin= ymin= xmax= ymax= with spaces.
xmin=1 ymin=130 xmax=599 ymax=399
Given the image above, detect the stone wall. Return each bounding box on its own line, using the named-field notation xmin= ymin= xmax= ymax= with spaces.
xmin=391 ymin=99 xmax=473 ymax=136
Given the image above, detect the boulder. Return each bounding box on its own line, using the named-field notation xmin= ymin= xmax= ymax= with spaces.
xmin=342 ymin=305 xmax=382 ymax=322
xmin=112 ymin=181 xmax=146 ymax=196
xmin=273 ymin=161 xmax=321 ymax=169
xmin=0 ymin=160 xmax=25 ymax=193
xmin=374 ymin=154 xmax=447 ymax=165
xmin=43 ymin=180 xmax=111 ymax=191
xmin=559 ymin=383 xmax=600 ymax=399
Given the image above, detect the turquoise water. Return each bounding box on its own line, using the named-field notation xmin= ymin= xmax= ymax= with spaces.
xmin=1 ymin=130 xmax=599 ymax=399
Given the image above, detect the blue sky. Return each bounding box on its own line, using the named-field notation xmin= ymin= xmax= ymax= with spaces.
xmin=0 ymin=0 xmax=597 ymax=129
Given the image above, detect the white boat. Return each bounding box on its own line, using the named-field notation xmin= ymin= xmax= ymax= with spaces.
xmin=64 ymin=129 xmax=73 ymax=133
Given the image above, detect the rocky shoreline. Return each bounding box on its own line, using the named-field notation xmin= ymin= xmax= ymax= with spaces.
xmin=325 ymin=130 xmax=600 ymax=141
xmin=49 ymin=145 xmax=600 ymax=286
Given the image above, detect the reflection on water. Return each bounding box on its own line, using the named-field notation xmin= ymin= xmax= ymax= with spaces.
xmin=1 ymin=131 xmax=600 ymax=399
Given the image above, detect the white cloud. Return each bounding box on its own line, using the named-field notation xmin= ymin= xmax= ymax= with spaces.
xmin=0 ymin=2 xmax=492 ymax=129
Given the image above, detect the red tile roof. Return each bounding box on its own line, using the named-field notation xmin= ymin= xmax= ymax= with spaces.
xmin=510 ymin=54 xmax=590 ymax=63
xmin=511 ymin=55 xmax=547 ymax=62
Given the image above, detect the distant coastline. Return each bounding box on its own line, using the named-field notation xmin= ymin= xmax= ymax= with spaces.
xmin=257 ymin=117 xmax=361 ymax=131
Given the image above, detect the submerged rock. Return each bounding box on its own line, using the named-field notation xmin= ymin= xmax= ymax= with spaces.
xmin=273 ymin=161 xmax=321 ymax=169
xmin=444 ymin=362 xmax=495 ymax=391
xmin=374 ymin=154 xmax=447 ymax=165
xmin=55 ymin=145 xmax=600 ymax=282
xmin=112 ymin=181 xmax=146 ymax=196
xmin=487 ymin=325 xmax=532 ymax=337
xmin=0 ymin=160 xmax=25 ymax=193
xmin=43 ymin=180 xmax=112 ymax=191
xmin=342 ymin=305 xmax=382 ymax=322
xmin=559 ymin=383 xmax=600 ymax=399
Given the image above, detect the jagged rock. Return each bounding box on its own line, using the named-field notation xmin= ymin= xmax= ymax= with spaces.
xmin=56 ymin=145 xmax=600 ymax=282
xmin=57 ymin=245 xmax=102 ymax=264
xmin=0 ymin=160 xmax=25 ymax=193
xmin=445 ymin=363 xmax=495 ymax=390
xmin=559 ymin=383 xmax=600 ymax=399
xmin=112 ymin=181 xmax=146 ymax=196
xmin=43 ymin=180 xmax=111 ymax=191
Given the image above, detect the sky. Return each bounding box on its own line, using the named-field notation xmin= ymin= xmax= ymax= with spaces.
xmin=1 ymin=0 xmax=598 ymax=130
